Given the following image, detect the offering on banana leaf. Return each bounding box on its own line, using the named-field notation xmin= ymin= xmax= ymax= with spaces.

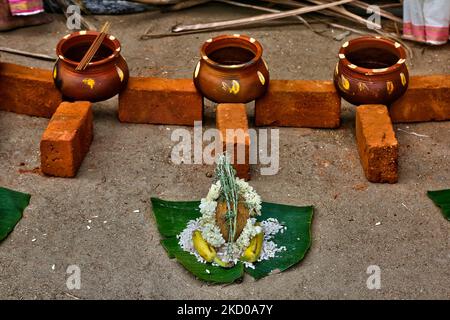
xmin=177 ymin=155 xmax=287 ymax=268
xmin=152 ymin=153 xmax=313 ymax=282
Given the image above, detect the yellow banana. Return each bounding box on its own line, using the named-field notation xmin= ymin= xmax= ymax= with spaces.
xmin=192 ymin=230 xmax=231 ymax=268
xmin=241 ymin=231 xmax=264 ymax=263
xmin=193 ymin=230 xmax=216 ymax=262
xmin=254 ymin=231 xmax=264 ymax=258
xmin=241 ymin=238 xmax=257 ymax=262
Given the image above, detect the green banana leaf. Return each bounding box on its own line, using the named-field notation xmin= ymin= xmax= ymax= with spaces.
xmin=427 ymin=189 xmax=450 ymax=221
xmin=0 ymin=187 xmax=31 ymax=241
xmin=151 ymin=197 xmax=313 ymax=283
xmin=245 ymin=202 xmax=314 ymax=280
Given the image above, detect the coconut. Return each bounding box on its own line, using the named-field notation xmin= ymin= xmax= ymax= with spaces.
xmin=215 ymin=199 xmax=250 ymax=242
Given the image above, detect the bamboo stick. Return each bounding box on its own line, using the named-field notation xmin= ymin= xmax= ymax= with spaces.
xmin=320 ymin=0 xmax=403 ymax=24
xmin=162 ymin=0 xmax=211 ymax=11
xmin=304 ymin=0 xmax=381 ymax=29
xmin=141 ymin=19 xmax=310 ymax=40
xmin=215 ymin=0 xmax=319 ymax=34
xmin=171 ymin=0 xmax=355 ymax=32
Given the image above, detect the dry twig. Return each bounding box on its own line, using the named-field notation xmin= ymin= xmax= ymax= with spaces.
xmin=0 ymin=47 xmax=55 ymax=61
xmin=162 ymin=0 xmax=211 ymax=11
xmin=171 ymin=0 xmax=355 ymax=32
xmin=141 ymin=19 xmax=309 ymax=39
xmin=216 ymin=0 xmax=323 ymax=35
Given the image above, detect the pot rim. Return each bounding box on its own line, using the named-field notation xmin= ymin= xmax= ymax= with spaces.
xmin=56 ymin=30 xmax=122 ymax=69
xmin=200 ymin=34 xmax=263 ymax=70
xmin=338 ymin=36 xmax=407 ymax=75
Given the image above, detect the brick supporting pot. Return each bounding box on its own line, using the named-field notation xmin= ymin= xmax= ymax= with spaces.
xmin=255 ymin=79 xmax=341 ymax=128
xmin=356 ymin=104 xmax=398 ymax=184
xmin=390 ymin=75 xmax=450 ymax=123
xmin=0 ymin=62 xmax=62 ymax=118
xmin=216 ymin=103 xmax=250 ymax=180
xmin=118 ymin=77 xmax=203 ymax=126
xmin=40 ymin=101 xmax=93 ymax=178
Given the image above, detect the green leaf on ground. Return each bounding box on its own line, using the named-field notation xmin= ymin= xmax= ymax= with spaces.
xmin=0 ymin=187 xmax=31 ymax=241
xmin=427 ymin=189 xmax=450 ymax=221
xmin=246 ymin=202 xmax=314 ymax=280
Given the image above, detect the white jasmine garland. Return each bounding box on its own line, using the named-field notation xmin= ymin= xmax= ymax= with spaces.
xmin=235 ymin=218 xmax=262 ymax=250
xmin=196 ymin=178 xmax=263 ymax=249
xmin=199 ymin=197 xmax=217 ymax=218
xmin=236 ymin=178 xmax=262 ymax=216
xmin=206 ymin=181 xmax=221 ymax=202
xmin=177 ymin=179 xmax=286 ymax=266
xmin=198 ymin=181 xmax=224 ymax=247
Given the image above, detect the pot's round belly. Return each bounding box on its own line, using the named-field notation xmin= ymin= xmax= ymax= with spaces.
xmin=334 ymin=62 xmax=409 ymax=106
xmin=53 ymin=57 xmax=129 ymax=102
xmin=194 ymin=60 xmax=269 ymax=103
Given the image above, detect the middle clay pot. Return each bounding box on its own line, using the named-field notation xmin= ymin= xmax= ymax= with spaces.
xmin=193 ymin=34 xmax=270 ymax=103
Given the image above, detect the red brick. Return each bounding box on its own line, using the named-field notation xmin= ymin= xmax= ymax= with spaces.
xmin=0 ymin=62 xmax=62 ymax=118
xmin=390 ymin=75 xmax=450 ymax=123
xmin=118 ymin=77 xmax=203 ymax=126
xmin=255 ymin=80 xmax=341 ymax=128
xmin=216 ymin=103 xmax=250 ymax=180
xmin=40 ymin=101 xmax=93 ymax=178
xmin=356 ymin=105 xmax=398 ymax=184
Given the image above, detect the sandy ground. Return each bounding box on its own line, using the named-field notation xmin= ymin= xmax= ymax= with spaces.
xmin=0 ymin=4 xmax=449 ymax=300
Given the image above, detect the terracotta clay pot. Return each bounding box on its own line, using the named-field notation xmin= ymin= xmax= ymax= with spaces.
xmin=193 ymin=34 xmax=269 ymax=103
xmin=54 ymin=31 xmax=129 ymax=102
xmin=333 ymin=36 xmax=409 ymax=105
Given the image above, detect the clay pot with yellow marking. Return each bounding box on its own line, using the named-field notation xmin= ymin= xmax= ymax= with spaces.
xmin=215 ymin=199 xmax=250 ymax=242
xmin=333 ymin=36 xmax=409 ymax=105
xmin=193 ymin=34 xmax=269 ymax=103
xmin=54 ymin=31 xmax=129 ymax=102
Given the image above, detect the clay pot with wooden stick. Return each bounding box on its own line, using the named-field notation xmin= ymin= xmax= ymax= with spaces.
xmin=53 ymin=28 xmax=129 ymax=102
